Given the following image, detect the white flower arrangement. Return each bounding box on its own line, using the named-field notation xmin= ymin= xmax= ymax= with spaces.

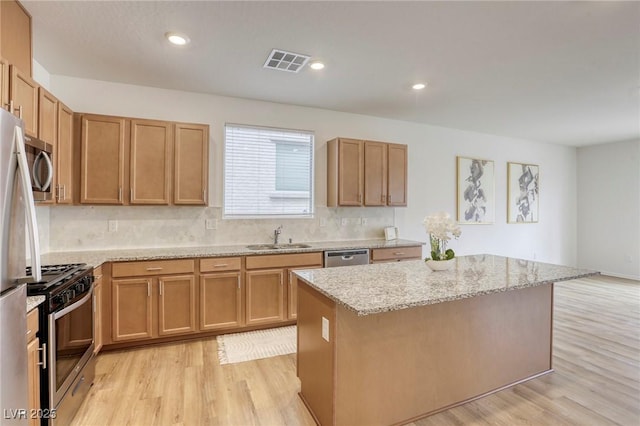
xmin=423 ymin=212 xmax=462 ymax=261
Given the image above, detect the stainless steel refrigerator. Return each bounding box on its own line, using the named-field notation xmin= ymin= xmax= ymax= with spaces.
xmin=0 ymin=108 xmax=42 ymax=425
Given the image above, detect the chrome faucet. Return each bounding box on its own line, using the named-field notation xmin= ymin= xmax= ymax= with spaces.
xmin=274 ymin=225 xmax=283 ymax=245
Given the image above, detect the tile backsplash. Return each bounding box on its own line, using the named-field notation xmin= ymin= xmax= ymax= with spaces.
xmin=45 ymin=206 xmax=396 ymax=251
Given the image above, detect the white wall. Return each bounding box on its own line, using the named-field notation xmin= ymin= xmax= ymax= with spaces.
xmin=577 ymin=140 xmax=640 ymax=279
xmin=46 ymin=75 xmax=578 ymax=266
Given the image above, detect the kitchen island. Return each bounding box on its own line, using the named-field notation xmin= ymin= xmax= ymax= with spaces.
xmin=293 ymin=255 xmax=598 ymax=426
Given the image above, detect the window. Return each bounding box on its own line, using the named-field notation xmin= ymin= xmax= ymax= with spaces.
xmin=224 ymin=124 xmax=314 ymax=218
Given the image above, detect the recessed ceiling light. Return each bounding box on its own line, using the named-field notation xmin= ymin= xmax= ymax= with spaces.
xmin=412 ymin=83 xmax=426 ymax=90
xmin=165 ymin=32 xmax=190 ymax=46
xmin=309 ymin=61 xmax=325 ymax=70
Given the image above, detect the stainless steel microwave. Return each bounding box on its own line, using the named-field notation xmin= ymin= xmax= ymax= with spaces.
xmin=24 ymin=135 xmax=53 ymax=201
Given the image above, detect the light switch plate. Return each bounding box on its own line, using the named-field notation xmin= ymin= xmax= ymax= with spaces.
xmin=108 ymin=220 xmax=118 ymax=232
xmin=205 ymin=219 xmax=217 ymax=230
xmin=322 ymin=317 xmax=330 ymax=342
xmin=341 ymin=218 xmax=348 ymax=226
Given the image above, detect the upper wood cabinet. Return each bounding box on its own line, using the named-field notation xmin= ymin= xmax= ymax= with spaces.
xmin=56 ymin=102 xmax=74 ymax=204
xmin=327 ymin=138 xmax=408 ymax=207
xmin=0 ymin=0 xmax=32 ymax=77
xmin=130 ymin=119 xmax=172 ymax=205
xmin=174 ymin=123 xmax=208 ymax=205
xmin=9 ymin=65 xmax=38 ymax=137
xmin=327 ymin=138 xmax=363 ymax=206
xmin=36 ymin=87 xmax=58 ymax=205
xmin=78 ymin=113 xmax=208 ymax=206
xmin=80 ymin=114 xmax=127 ymax=204
xmin=364 ymin=141 xmax=387 ymax=206
xmin=387 ymin=143 xmax=408 ymax=206
xmin=0 ymin=58 xmax=8 ymax=111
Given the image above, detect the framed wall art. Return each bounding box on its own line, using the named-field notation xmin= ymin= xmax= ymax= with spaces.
xmin=507 ymin=162 xmax=539 ymax=223
xmin=456 ymin=156 xmax=495 ymax=224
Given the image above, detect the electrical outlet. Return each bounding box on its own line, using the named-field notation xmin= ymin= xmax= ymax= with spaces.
xmin=319 ymin=218 xmax=327 ymax=227
xmin=322 ymin=317 xmax=330 ymax=342
xmin=356 ymin=217 xmax=362 ymax=225
xmin=205 ymin=219 xmax=217 ymax=230
xmin=108 ymin=220 xmax=118 ymax=232
xmin=361 ymin=217 xmax=368 ymax=226
xmin=341 ymin=218 xmax=348 ymax=226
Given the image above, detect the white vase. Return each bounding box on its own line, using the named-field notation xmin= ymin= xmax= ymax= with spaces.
xmin=426 ymin=258 xmax=455 ymax=271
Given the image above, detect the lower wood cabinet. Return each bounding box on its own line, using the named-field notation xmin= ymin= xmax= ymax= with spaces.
xmin=110 ymin=258 xmax=197 ymax=342
xmin=26 ymin=308 xmax=41 ymax=426
xmin=157 ymin=275 xmax=197 ymax=336
xmin=104 ymin=252 xmax=331 ymax=347
xmin=370 ymin=246 xmax=422 ymax=263
xmin=245 ymin=269 xmax=286 ymax=325
xmin=200 ymin=257 xmax=243 ymax=331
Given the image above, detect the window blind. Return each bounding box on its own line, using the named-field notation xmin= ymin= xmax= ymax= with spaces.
xmin=224 ymin=124 xmax=314 ymax=218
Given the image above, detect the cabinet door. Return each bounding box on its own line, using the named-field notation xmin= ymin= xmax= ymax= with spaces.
xmin=0 ymin=0 xmax=32 ymax=76
xmin=387 ymin=143 xmax=408 ymax=206
xmin=112 ymin=278 xmax=153 ymax=341
xmin=27 ymin=337 xmax=40 ymax=426
xmin=245 ymin=269 xmax=285 ymax=325
xmin=130 ymin=119 xmax=172 ymax=204
xmin=363 ymin=141 xmax=387 ymax=206
xmin=0 ymin=58 xmax=8 ymax=111
xmin=337 ymin=138 xmax=363 ymax=206
xmin=9 ymin=65 xmax=38 ymax=137
xmin=56 ymin=103 xmax=73 ymax=204
xmin=37 ymin=87 xmax=57 ymax=205
xmin=286 ymin=266 xmax=321 ymax=320
xmin=200 ymin=272 xmax=242 ymax=331
xmin=80 ymin=114 xmax=127 ymax=204
xmin=174 ymin=123 xmax=209 ymax=205
xmin=158 ymin=275 xmax=197 ymax=336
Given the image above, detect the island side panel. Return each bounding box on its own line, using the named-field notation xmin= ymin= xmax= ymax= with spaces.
xmin=334 ymin=283 xmax=554 ymax=426
xmin=297 ymin=279 xmax=337 ymax=426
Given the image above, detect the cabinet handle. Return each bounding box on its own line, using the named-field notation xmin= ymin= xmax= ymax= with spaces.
xmin=38 ymin=343 xmax=47 ymax=370
xmin=213 ymin=264 xmax=228 ymax=268
xmin=381 ymin=194 xmax=385 ymax=203
xmin=146 ymin=267 xmax=163 ymax=271
xmin=394 ymin=252 xmax=405 ymax=256
xmin=160 ymin=281 xmax=163 ymax=296
xmin=387 ymin=195 xmax=391 ymax=204
xmin=358 ymin=193 xmax=362 ymax=203
xmin=16 ymin=105 xmax=23 ymax=119
xmin=147 ymin=280 xmax=151 ymax=297
xmin=131 ymin=187 xmax=133 ymax=200
xmin=94 ymin=275 xmax=103 ymax=280
xmin=93 ymin=294 xmax=96 ymax=313
xmin=61 ymin=185 xmax=66 ymax=201
xmin=118 ymin=187 xmax=122 ymax=202
xmin=237 ymin=276 xmax=240 ymax=290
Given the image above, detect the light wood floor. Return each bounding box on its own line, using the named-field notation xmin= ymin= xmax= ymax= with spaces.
xmin=72 ymin=276 xmax=639 ymax=425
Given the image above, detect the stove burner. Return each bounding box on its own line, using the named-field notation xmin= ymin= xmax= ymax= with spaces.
xmin=26 ymin=263 xmax=88 ymax=293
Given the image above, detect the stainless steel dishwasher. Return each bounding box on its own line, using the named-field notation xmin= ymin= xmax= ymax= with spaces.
xmin=324 ymin=249 xmax=370 ymax=267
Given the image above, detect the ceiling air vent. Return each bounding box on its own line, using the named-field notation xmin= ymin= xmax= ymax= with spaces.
xmin=263 ymin=49 xmax=310 ymax=73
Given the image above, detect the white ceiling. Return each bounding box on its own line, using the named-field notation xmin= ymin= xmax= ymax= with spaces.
xmin=22 ymin=1 xmax=640 ymax=147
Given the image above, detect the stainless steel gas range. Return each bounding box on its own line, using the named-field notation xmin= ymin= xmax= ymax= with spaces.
xmin=26 ymin=264 xmax=95 ymax=425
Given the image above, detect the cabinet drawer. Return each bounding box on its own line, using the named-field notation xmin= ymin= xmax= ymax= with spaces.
xmin=371 ymin=246 xmax=422 ymax=261
xmin=112 ymin=259 xmax=195 ymax=277
xmin=200 ymin=257 xmax=242 ymax=272
xmin=26 ymin=308 xmax=39 ymax=342
xmin=246 ymin=252 xmax=323 ymax=270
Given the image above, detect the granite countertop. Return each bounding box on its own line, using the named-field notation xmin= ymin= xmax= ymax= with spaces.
xmin=27 ymin=295 xmax=46 ymax=312
xmin=41 ymin=238 xmax=424 ymax=268
xmin=293 ymin=254 xmax=599 ymax=316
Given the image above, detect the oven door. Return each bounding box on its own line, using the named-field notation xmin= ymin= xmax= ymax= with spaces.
xmin=48 ymin=288 xmax=94 ymax=409
xmin=24 ymin=135 xmax=53 ymax=201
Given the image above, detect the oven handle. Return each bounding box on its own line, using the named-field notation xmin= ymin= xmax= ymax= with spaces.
xmin=52 ymin=287 xmax=93 ymax=320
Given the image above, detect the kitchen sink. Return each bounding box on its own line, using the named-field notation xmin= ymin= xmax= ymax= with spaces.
xmin=246 ymin=243 xmax=312 ymax=250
